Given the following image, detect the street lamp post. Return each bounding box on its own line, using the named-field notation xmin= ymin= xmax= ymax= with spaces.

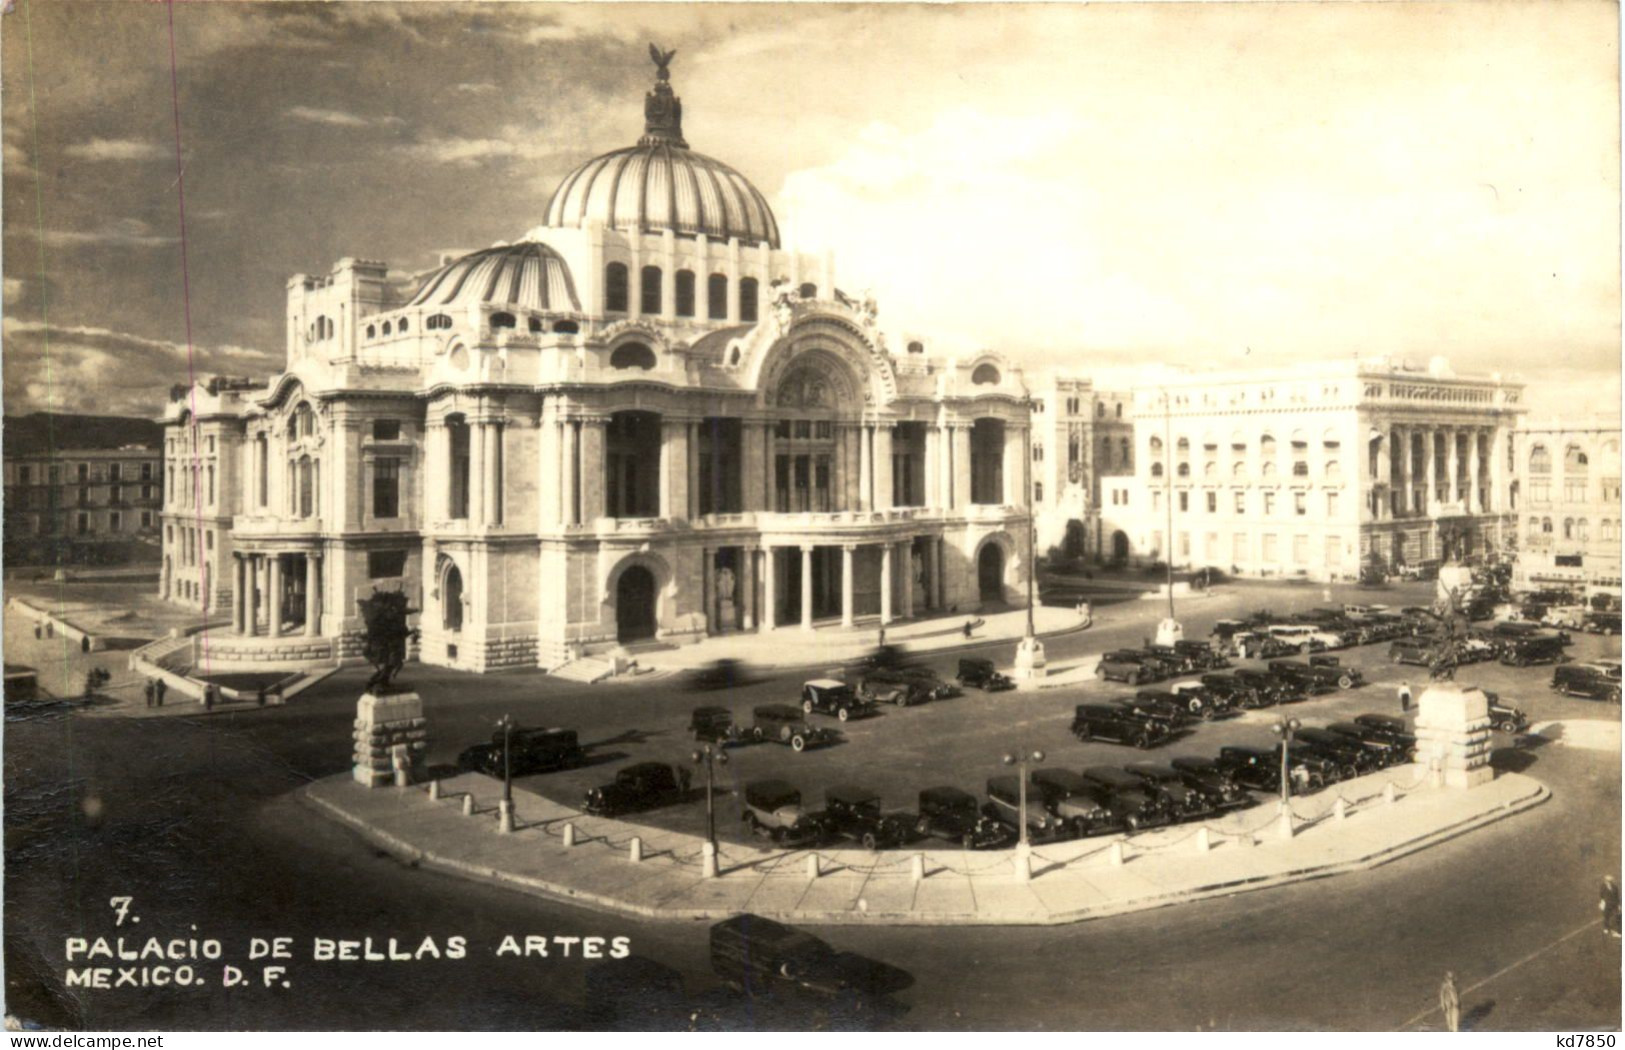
xmin=1271 ymin=716 xmax=1302 ymax=810
xmin=1001 ymin=747 xmax=1047 ymax=848
xmin=691 ymin=744 xmax=729 ymax=862
xmin=1014 ymin=405 xmax=1046 ymax=681
xmin=496 ymin=714 xmax=515 ymax=833
xmin=1154 ymin=388 xmax=1183 ymax=648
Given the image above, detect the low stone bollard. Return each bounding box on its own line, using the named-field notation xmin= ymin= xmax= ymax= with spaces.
xmin=428 ymin=780 xmax=441 ymax=801
xmin=461 ymin=794 xmax=475 ymax=817
xmin=1013 ymin=842 xmax=1031 ymax=883
xmin=910 ymin=853 xmax=925 ymax=884
xmin=562 ymin=822 xmax=576 ymax=848
xmin=1333 ymin=797 xmax=1348 ymax=821
xmin=498 ymin=799 xmax=514 ymax=835
xmin=1384 ymin=782 xmax=1398 ymax=804
xmin=1277 ymin=808 xmax=1296 ymax=840
xmin=807 ymin=853 xmax=821 ymax=880
xmin=701 ymin=841 xmax=718 ymax=879
xmin=1194 ymin=827 xmax=1211 ymax=854
xmin=629 ymin=837 xmax=643 ymax=864
xmin=1108 ymin=840 xmax=1126 ymax=866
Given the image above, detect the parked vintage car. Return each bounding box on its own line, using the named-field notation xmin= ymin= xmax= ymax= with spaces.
xmin=1484 ymin=694 xmax=1530 ymax=733
xmin=1130 ymin=689 xmax=1206 ymax=723
xmin=1229 ymin=631 xmax=1301 ymax=660
xmin=1388 ymin=638 xmax=1433 ymax=667
xmin=1199 ymin=672 xmax=1266 ymax=709
xmin=1326 ymin=722 xmax=1414 ymax=765
xmin=1028 ymin=768 xmax=1121 ymax=836
xmin=583 ymin=761 xmax=692 ymax=816
xmin=1293 ymin=728 xmax=1381 ymax=779
xmin=689 ymin=705 xmax=743 ymax=744
xmin=1353 ymin=713 xmax=1417 ymax=746
xmin=1210 ymin=619 xmax=1252 ymax=647
xmin=1079 ymin=766 xmax=1181 ymax=826
xmin=1166 ymin=679 xmax=1235 ymax=719
xmin=858 ymin=669 xmax=941 ymax=706
xmin=1169 ymin=755 xmax=1253 ymax=803
xmin=1551 ymin=662 xmax=1622 ymax=703
xmin=1144 ymin=644 xmax=1200 ymax=674
xmin=913 ymin=786 xmax=1014 ymax=849
xmin=1233 ymin=667 xmax=1303 ymax=704
xmin=1174 ymin=639 xmax=1230 ymax=670
xmin=800 ymin=679 xmax=877 ymax=722
xmin=686 ymin=658 xmax=748 ymax=691
xmin=1096 ymin=650 xmax=1165 ymax=685
xmin=957 ymin=657 xmax=1015 ymax=692
xmin=750 ymin=705 xmax=838 ymax=752
xmin=1499 ymin=635 xmax=1569 ymax=667
xmin=1215 ymin=745 xmax=1318 ymax=794
xmin=1300 ymin=654 xmax=1364 ymax=689
xmin=709 ymin=914 xmax=867 ymax=1001
xmin=1584 ymin=612 xmax=1622 ymax=636
xmin=1072 ymin=703 xmax=1173 ymax=748
xmin=1265 ymin=625 xmax=1338 ymax=652
xmin=457 ymin=726 xmax=585 ymax=777
xmin=1279 ymin=742 xmax=1341 ymax=786
xmin=1264 ymin=660 xmax=1340 ymax=696
xmin=741 ymin=780 xmax=826 ymax=845
xmin=984 ymin=775 xmax=1067 ymax=842
xmin=820 ymin=786 xmax=909 ymax=851
xmin=1123 ymin=761 xmax=1240 ymax=812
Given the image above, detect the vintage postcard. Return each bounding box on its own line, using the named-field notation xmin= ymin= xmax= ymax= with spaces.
xmin=2 ymin=0 xmax=1619 ymax=1036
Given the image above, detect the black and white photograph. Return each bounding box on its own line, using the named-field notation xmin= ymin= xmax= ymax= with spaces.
xmin=2 ymin=0 xmax=1620 ymax=1034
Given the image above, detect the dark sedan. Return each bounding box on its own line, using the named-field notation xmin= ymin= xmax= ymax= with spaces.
xmin=1080 ymin=766 xmax=1176 ymax=829
xmin=913 ymin=787 xmax=1014 ymax=849
xmin=1121 ymin=762 xmax=1224 ymax=817
xmin=583 ymin=761 xmax=692 ymax=816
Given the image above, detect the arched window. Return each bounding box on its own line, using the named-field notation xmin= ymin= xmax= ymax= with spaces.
xmin=365 ymin=324 xmax=376 ymax=339
xmin=1176 ymin=437 xmax=1190 ymax=458
xmin=610 ymin=342 xmax=657 ymax=370
xmin=1176 ymin=462 xmax=1190 ymax=477
xmin=1529 ymin=444 xmax=1551 ymax=473
xmin=907 ymin=340 xmax=925 ymax=355
xmin=1565 ymin=444 xmax=1589 ymax=472
xmin=798 ymin=282 xmax=817 ymax=300
xmin=1261 ymin=461 xmax=1277 ymax=477
xmin=1293 ymin=460 xmax=1309 ymax=477
xmin=1578 ymin=518 xmax=1590 ymax=541
xmin=605 ymin=262 xmax=629 ymax=312
xmin=1151 ymin=462 xmax=1164 ymax=478
xmin=1096 ymin=402 xmax=1105 ymax=418
xmin=1204 ymin=461 xmax=1218 ymax=477
xmin=427 ymin=314 xmax=452 ymax=331
xmin=1563 ymin=517 xmax=1574 ymax=540
xmin=381 ymin=321 xmax=392 ymax=336
xmin=1233 ymin=461 xmax=1246 ymax=478
xmin=640 ymin=265 xmax=662 ymax=315
xmin=739 ymin=277 xmax=759 ymax=322
xmin=1148 ymin=436 xmax=1164 ymax=456
xmin=489 ymin=312 xmax=516 ymax=329
xmin=707 ymin=274 xmax=728 ymax=320
xmin=1119 ymin=437 xmax=1130 ymax=464
xmin=298 ymin=455 xmax=313 ymax=518
xmin=398 ymin=317 xmax=409 ymax=333
xmin=1115 ymin=404 xmax=1122 ymax=419
xmin=1542 ymin=517 xmax=1553 ymax=534
xmin=552 ymin=320 xmax=580 ymax=334
xmin=1528 ymin=516 xmax=1540 ymax=535
xmin=675 ymin=270 xmax=696 ymax=317
xmin=1260 ymin=434 xmax=1277 ymax=457
xmin=1324 ymin=460 xmax=1342 ymax=479
xmin=972 ymin=363 xmax=1001 ymax=385
xmin=447 ymin=416 xmax=470 ymax=520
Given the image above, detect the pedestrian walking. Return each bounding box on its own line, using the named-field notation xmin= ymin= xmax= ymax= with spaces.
xmin=962 ymin=619 xmax=974 ymax=640
xmin=878 ymin=627 xmax=886 ymax=647
xmin=1398 ymin=680 xmax=1413 ymax=714
xmin=155 ymin=678 xmax=167 ymax=707
xmin=144 ymin=680 xmax=155 ymax=708
xmin=1601 ymin=876 xmax=1621 ymax=939
xmin=1439 ymin=972 xmax=1460 ymax=1033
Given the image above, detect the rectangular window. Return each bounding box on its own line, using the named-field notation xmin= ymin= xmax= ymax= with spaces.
xmin=373 ymin=458 xmax=401 ymax=518
xmin=110 ymin=511 xmax=121 ymax=532
xmin=1207 ymin=491 xmax=1217 ymax=513
xmin=1234 ymin=491 xmax=1246 ymax=514
xmin=707 ymin=274 xmax=728 ymax=320
xmin=142 ymin=463 xmax=152 ymax=481
xmin=142 ymin=485 xmax=153 ymax=500
xmin=18 ymin=466 xmax=30 ymax=485
xmin=110 ymin=484 xmax=122 ymax=504
xmin=1326 ymin=535 xmax=1342 ymax=566
xmin=1233 ymin=532 xmax=1247 ymax=562
xmin=77 ymin=463 xmax=89 ymax=482
xmin=76 ymin=512 xmax=89 ymax=535
xmin=1178 ymin=491 xmax=1189 ymax=513
xmin=1294 ymin=491 xmax=1306 ymax=516
xmin=1151 ymin=491 xmax=1161 ymax=512
xmin=373 ymin=419 xmax=402 ymax=441
xmin=1293 ymin=533 xmax=1309 ymax=565
xmin=674 ymin=270 xmax=696 ymax=317
xmin=78 ymin=487 xmax=89 ymax=507
xmin=1326 ymin=491 xmax=1339 ymax=516
xmin=814 ymin=421 xmax=832 ymax=439
xmin=140 ymin=511 xmax=152 ymax=528
xmin=1564 ymin=480 xmax=1587 ymax=502
xmin=793 ymin=420 xmax=811 ymax=439
xmin=1263 ymin=491 xmax=1276 ymax=516
xmin=1261 ymin=533 xmax=1279 ymax=563
xmin=367 ymin=550 xmax=409 ymax=579
xmin=109 ymin=463 xmax=122 ymax=481
xmin=775 ymin=420 xmax=791 ymax=439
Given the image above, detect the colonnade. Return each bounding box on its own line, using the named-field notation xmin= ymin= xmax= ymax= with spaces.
xmin=230 ymin=550 xmax=322 ymax=638
xmin=1373 ymin=423 xmax=1505 ymax=518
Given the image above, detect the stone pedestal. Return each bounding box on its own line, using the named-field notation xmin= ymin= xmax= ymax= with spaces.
xmin=1155 ymin=617 xmax=1185 ymax=647
xmin=353 ymin=691 xmax=428 ymax=788
xmin=1413 ymin=681 xmax=1494 ymax=789
xmin=1013 ymin=635 xmax=1047 ymax=681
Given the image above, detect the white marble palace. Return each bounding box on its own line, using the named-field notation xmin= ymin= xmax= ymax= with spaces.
xmin=159 ymin=53 xmax=1036 ymax=671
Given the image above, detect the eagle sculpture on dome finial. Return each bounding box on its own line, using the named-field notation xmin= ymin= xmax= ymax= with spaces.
xmin=649 ymin=43 xmax=677 ymax=81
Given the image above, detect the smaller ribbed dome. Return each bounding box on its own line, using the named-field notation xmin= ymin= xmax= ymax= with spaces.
xmin=408 ymin=241 xmax=581 ymax=312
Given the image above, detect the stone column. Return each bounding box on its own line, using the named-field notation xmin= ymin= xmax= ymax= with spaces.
xmin=305 ymin=553 xmax=321 ymax=636
xmin=741 ymin=546 xmax=757 ymax=631
xmin=489 ymin=422 xmax=506 ymax=525
xmin=800 ymin=546 xmax=815 ymax=630
xmin=953 ymin=425 xmax=973 ymax=508
xmin=1003 ymin=424 xmax=1024 ymax=506
xmin=1394 ymin=425 xmax=1410 ymax=514
xmin=580 ymin=418 xmax=606 ymax=523
xmin=469 ymin=420 xmax=487 ymax=528
xmin=660 ymin=420 xmax=688 ymax=520
xmin=741 ymin=422 xmax=764 ymax=515
xmin=1377 ymin=425 xmax=1393 ymax=519
xmin=762 ymin=546 xmax=778 ymax=630
xmin=762 ymin=422 xmax=776 ymax=513
xmin=841 ymin=544 xmax=855 ymax=627
xmin=687 ymin=422 xmax=703 ymax=517
xmin=1489 ymin=426 xmax=1506 ymax=512
xmin=1445 ymin=426 xmax=1460 ymax=505
xmin=232 ymin=555 xmax=246 ymax=634
xmin=268 ymin=554 xmax=284 ymax=639
xmin=859 ymin=425 xmax=873 ymax=512
xmin=561 ymin=420 xmax=579 ymax=526
xmin=880 ymin=542 xmax=893 ymax=625
xmin=248 ymin=555 xmax=261 ymax=636
xmin=900 ymin=540 xmax=915 ymax=618
xmin=874 ymin=424 xmax=894 ymax=512
xmin=933 ymin=535 xmax=946 ymax=610
xmin=701 ymin=546 xmax=715 ymax=636
xmin=1467 ymin=429 xmax=1482 ymax=512
xmin=537 ymin=409 xmax=558 ymax=528
xmin=1423 ymin=428 xmax=1437 ymax=511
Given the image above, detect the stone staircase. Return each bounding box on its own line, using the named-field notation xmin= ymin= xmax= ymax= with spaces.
xmin=547 ymin=657 xmax=616 ymax=684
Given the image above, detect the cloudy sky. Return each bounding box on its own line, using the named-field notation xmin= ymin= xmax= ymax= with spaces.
xmin=3 ymin=1 xmax=1619 ymax=418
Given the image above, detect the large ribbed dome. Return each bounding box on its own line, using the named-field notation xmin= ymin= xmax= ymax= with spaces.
xmin=407 ymin=241 xmax=581 ymax=312
xmin=541 ymin=47 xmax=780 ymax=249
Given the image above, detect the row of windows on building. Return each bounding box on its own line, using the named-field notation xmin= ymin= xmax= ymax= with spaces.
xmin=166 ymin=524 xmax=213 ymax=567
xmin=1150 ymin=529 xmax=1350 ymax=568
xmin=1146 ymin=487 xmax=1346 ymax=519
xmin=14 ymin=461 xmax=156 ymax=485
xmin=365 ymin=314 xmax=583 ymax=340
xmin=1526 ymin=517 xmax=1620 ymax=542
xmin=603 ymin=264 xmax=765 ymax=321
xmin=1526 ymin=440 xmax=1619 ymax=475
xmin=23 ymin=509 xmax=154 ymax=536
xmin=1524 ymin=478 xmax=1623 ymax=504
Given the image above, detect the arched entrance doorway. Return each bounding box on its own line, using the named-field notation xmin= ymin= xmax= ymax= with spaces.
xmin=977 ymin=544 xmax=1005 ymax=603
xmin=1111 ymin=530 xmax=1130 ymax=562
xmin=442 ymin=565 xmax=464 ymax=632
xmin=616 ymin=565 xmax=657 ymax=642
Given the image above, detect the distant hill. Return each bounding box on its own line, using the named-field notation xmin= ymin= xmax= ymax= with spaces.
xmin=4 ymin=413 xmax=163 ymax=456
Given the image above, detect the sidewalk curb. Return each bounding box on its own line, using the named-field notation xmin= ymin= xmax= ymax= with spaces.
xmin=302 ymin=775 xmax=1550 ymax=927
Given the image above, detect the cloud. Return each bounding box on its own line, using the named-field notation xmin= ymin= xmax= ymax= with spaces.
xmin=285 ymin=105 xmax=371 ymax=128
xmin=454 ymin=82 xmax=498 ymax=94
xmin=2 ymin=318 xmax=278 ymax=417
xmin=63 ymin=138 xmax=172 ymax=162
xmin=393 ymin=126 xmax=557 ymax=167
xmin=36 ymin=218 xmax=177 ymax=249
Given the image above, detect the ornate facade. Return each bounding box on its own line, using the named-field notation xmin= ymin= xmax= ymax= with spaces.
xmin=1028 ymin=374 xmax=1133 ymax=559
xmin=1511 ymin=417 xmax=1622 ymax=599
xmin=158 ymin=57 xmax=1035 ymax=670
xmin=1102 ymin=357 xmax=1525 ymax=580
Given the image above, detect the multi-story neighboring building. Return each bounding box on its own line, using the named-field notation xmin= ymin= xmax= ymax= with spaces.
xmin=1103 ymin=357 xmax=1525 ymax=581
xmin=159 ymin=53 xmax=1036 ymax=671
xmin=1029 ymin=373 xmax=1132 ymax=559
xmin=2 ymin=414 xmax=165 ymax=563
xmin=1511 ymin=416 xmax=1622 ymax=601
